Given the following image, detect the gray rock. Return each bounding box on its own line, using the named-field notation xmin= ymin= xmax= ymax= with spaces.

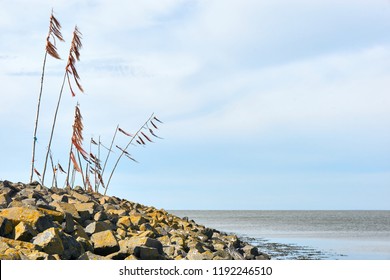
xmin=119 ymin=236 xmax=163 ymax=255
xmin=59 ymin=231 xmax=84 ymax=259
xmin=226 ymin=245 xmax=245 ymax=260
xmin=33 ymin=227 xmax=64 ymax=255
xmin=15 ymin=221 xmax=38 ymax=241
xmin=0 ymin=216 xmax=13 ymax=237
xmin=91 ymin=230 xmax=119 ymax=256
xmin=134 ymin=246 xmax=162 ymax=260
xmin=78 ymin=251 xmax=108 ymax=260
xmin=242 ymin=244 xmax=259 ymax=259
xmin=0 ymin=193 xmax=12 ymax=208
xmin=62 ymin=213 xmax=74 ymax=234
xmin=213 ymin=250 xmax=233 ymax=260
xmin=85 ymin=221 xmax=112 ymax=235
xmin=94 ymin=211 xmax=108 ymax=221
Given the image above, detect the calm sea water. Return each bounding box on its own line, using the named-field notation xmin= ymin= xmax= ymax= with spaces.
xmin=169 ymin=210 xmax=390 ymax=260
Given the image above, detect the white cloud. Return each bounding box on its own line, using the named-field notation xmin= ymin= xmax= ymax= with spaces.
xmin=166 ymin=45 xmax=390 ymax=139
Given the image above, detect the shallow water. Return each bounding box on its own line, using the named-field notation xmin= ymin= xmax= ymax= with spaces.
xmin=170 ymin=210 xmax=390 ymax=260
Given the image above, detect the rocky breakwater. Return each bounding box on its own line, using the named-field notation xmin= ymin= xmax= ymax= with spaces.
xmin=0 ymin=180 xmax=270 ymax=260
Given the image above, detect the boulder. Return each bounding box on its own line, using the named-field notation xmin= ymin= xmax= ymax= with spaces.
xmin=117 ymin=216 xmax=133 ymax=229
xmin=105 ymin=251 xmax=130 ymax=260
xmin=256 ymin=253 xmax=271 ymax=260
xmin=23 ymin=249 xmax=50 ymax=260
xmin=213 ymin=250 xmax=233 ymax=260
xmin=21 ymin=198 xmax=37 ymax=206
xmin=226 ymin=245 xmax=245 ymax=260
xmin=0 ymin=193 xmax=12 ymax=208
xmin=62 ymin=213 xmax=75 ymax=234
xmin=76 ymin=237 xmax=94 ymax=253
xmin=242 ymin=244 xmax=259 ymax=259
xmin=33 ymin=227 xmax=64 ymax=256
xmin=51 ymin=202 xmax=81 ymax=222
xmin=90 ymin=230 xmax=119 ymax=256
xmin=14 ymin=221 xmax=38 ymax=241
xmin=119 ymin=236 xmax=163 ymax=255
xmin=134 ymin=246 xmax=163 ymax=260
xmin=73 ymin=224 xmax=89 ymax=239
xmin=94 ymin=211 xmax=108 ymax=221
xmin=73 ymin=203 xmax=94 ymax=221
xmin=0 ymin=236 xmax=38 ymax=251
xmin=85 ymin=221 xmax=112 ymax=235
xmin=59 ymin=231 xmax=84 ymax=259
xmin=0 ymin=207 xmax=54 ymax=232
xmin=78 ymin=251 xmax=108 ymax=260
xmin=0 ymin=217 xmax=13 ymax=237
xmin=124 ymin=254 xmax=138 ymax=260
xmin=37 ymin=207 xmax=64 ymax=223
xmin=71 ymin=191 xmax=91 ymax=203
xmin=130 ymin=214 xmax=148 ymax=226
xmin=186 ymin=248 xmax=213 ymax=260
xmin=224 ymin=235 xmax=240 ymax=248
xmin=51 ymin=194 xmax=69 ymax=202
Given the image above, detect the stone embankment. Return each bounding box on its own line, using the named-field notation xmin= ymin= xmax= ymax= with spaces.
xmin=0 ymin=180 xmax=270 ymax=260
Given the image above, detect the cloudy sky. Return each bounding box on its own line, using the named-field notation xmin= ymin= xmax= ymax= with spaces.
xmin=0 ymin=0 xmax=389 ymax=210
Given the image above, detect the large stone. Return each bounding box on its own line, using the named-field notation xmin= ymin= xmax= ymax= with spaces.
xmin=118 ymin=236 xmax=163 ymax=255
xmin=256 ymin=253 xmax=271 ymax=260
xmin=134 ymin=246 xmax=162 ymax=260
xmin=8 ymin=200 xmax=24 ymax=208
xmin=37 ymin=207 xmax=65 ymax=223
xmin=21 ymin=198 xmax=37 ymax=206
xmin=0 ymin=181 xmax=19 ymax=197
xmin=0 ymin=193 xmax=12 ymax=208
xmin=74 ymin=202 xmax=95 ymax=220
xmin=78 ymin=251 xmax=108 ymax=260
xmin=224 ymin=235 xmax=240 ymax=248
xmin=62 ymin=213 xmax=75 ymax=234
xmin=71 ymin=191 xmax=91 ymax=203
xmin=105 ymin=251 xmax=130 ymax=260
xmin=73 ymin=224 xmax=89 ymax=239
xmin=85 ymin=221 xmax=112 ymax=235
xmin=90 ymin=230 xmax=119 ymax=256
xmin=213 ymin=250 xmax=233 ymax=260
xmin=0 ymin=236 xmax=38 ymax=251
xmin=226 ymin=245 xmax=245 ymax=260
xmin=22 ymin=250 xmax=50 ymax=260
xmin=51 ymin=202 xmax=81 ymax=222
xmin=0 ymin=248 xmax=22 ymax=259
xmin=76 ymin=237 xmax=94 ymax=252
xmin=242 ymin=244 xmax=259 ymax=259
xmin=74 ymin=201 xmax=95 ymax=213
xmin=130 ymin=214 xmax=148 ymax=226
xmin=0 ymin=207 xmax=53 ymax=232
xmin=51 ymin=194 xmax=69 ymax=202
xmin=157 ymin=235 xmax=171 ymax=246
xmin=94 ymin=211 xmax=108 ymax=221
xmin=186 ymin=248 xmax=213 ymax=260
xmin=162 ymin=245 xmax=175 ymax=256
xmin=0 ymin=217 xmax=13 ymax=237
xmin=15 ymin=221 xmax=38 ymax=241
xmin=117 ymin=216 xmax=133 ymax=229
xmin=33 ymin=227 xmax=64 ymax=256
xmin=59 ymin=231 xmax=84 ymax=259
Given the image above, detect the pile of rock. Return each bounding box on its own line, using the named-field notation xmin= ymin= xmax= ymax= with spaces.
xmin=0 ymin=180 xmax=270 ymax=260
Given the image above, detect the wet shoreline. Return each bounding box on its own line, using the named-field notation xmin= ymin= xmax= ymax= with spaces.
xmin=241 ymin=236 xmax=346 ymax=260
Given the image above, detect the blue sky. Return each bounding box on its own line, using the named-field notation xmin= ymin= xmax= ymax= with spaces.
xmin=0 ymin=0 xmax=389 ymax=210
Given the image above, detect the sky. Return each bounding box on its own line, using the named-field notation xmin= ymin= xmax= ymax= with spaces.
xmin=0 ymin=0 xmax=389 ymax=210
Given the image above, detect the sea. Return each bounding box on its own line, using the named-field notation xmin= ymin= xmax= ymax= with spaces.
xmin=169 ymin=210 xmax=390 ymax=260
